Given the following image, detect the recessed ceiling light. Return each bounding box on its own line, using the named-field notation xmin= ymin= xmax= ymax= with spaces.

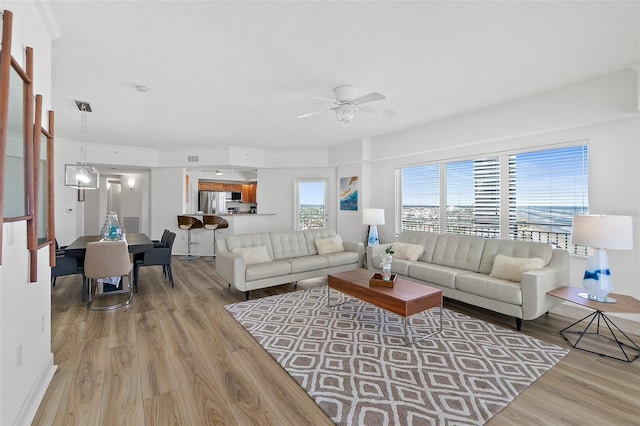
xmin=135 ymin=85 xmax=149 ymax=92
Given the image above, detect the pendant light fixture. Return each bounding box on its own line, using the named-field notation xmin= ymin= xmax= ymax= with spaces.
xmin=65 ymin=100 xmax=99 ymax=191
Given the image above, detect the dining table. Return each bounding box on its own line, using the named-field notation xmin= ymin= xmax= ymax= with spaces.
xmin=64 ymin=233 xmax=154 ymax=258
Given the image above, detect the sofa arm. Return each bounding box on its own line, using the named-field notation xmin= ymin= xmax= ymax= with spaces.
xmin=215 ymin=251 xmax=247 ymax=291
xmin=520 ymin=248 xmax=570 ymax=319
xmin=343 ymin=241 xmax=365 ymax=267
xmin=366 ymin=243 xmax=394 ymax=271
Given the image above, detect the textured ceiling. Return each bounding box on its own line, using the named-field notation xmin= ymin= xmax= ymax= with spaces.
xmin=33 ymin=1 xmax=640 ymax=151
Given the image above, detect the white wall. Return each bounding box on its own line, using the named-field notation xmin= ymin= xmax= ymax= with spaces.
xmin=0 ymin=3 xmax=56 ymax=424
xmin=150 ymin=168 xmax=185 ymax=251
xmin=257 ymin=167 xmax=337 ymax=232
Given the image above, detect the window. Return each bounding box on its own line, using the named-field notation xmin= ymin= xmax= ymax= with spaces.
xmin=295 ymin=179 xmax=327 ymax=230
xmin=510 ymin=145 xmax=589 ymax=253
xmin=401 ymin=165 xmax=439 ymax=232
xmin=399 ymin=144 xmax=589 ymax=253
xmin=445 ymin=158 xmax=501 ymax=238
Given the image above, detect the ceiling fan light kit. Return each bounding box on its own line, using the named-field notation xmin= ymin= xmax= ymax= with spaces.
xmin=298 ymin=85 xmax=395 ymax=125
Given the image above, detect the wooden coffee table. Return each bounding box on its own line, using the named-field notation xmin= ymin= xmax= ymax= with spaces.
xmin=327 ymin=269 xmax=443 ymax=346
xmin=547 ymin=286 xmax=640 ymax=362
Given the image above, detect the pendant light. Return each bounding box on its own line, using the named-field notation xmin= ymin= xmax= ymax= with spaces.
xmin=64 ymin=100 xmax=99 ymax=192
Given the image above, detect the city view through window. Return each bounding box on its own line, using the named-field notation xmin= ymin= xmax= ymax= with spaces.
xmin=401 ymin=145 xmax=589 ymax=254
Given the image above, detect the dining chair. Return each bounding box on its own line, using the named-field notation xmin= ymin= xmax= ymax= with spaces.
xmin=153 ymin=229 xmax=170 ymax=248
xmin=134 ymin=232 xmax=177 ymax=289
xmin=84 ymin=240 xmax=133 ymax=310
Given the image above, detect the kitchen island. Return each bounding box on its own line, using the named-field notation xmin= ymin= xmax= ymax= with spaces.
xmin=181 ymin=213 xmax=275 ymax=258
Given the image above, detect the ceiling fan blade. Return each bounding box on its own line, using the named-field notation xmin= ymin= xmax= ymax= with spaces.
xmin=360 ymin=106 xmax=395 ymax=117
xmin=309 ymin=96 xmax=338 ymax=104
xmin=352 ymin=92 xmax=386 ymax=105
xmin=297 ymin=110 xmax=327 ymax=119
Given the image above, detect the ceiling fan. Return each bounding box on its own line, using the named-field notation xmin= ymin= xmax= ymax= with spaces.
xmin=298 ymin=85 xmax=395 ymax=125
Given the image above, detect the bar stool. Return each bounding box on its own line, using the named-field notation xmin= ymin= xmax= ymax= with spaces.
xmin=202 ymin=215 xmax=229 ymax=261
xmin=177 ymin=215 xmax=203 ymax=260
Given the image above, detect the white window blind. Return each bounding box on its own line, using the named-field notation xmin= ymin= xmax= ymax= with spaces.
xmin=510 ymin=145 xmax=589 ymax=252
xmin=401 ymin=165 xmax=440 ymax=232
xmin=398 ymin=143 xmax=588 ymax=253
xmin=445 ymin=158 xmax=500 ymax=237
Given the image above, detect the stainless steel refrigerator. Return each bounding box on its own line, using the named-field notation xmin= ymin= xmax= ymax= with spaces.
xmin=198 ymin=191 xmax=226 ymax=214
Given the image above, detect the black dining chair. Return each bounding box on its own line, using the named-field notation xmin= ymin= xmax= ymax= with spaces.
xmin=134 ymin=232 xmax=177 ymax=289
xmin=51 ymin=239 xmax=86 ymax=299
xmin=152 ymin=229 xmax=171 ymax=248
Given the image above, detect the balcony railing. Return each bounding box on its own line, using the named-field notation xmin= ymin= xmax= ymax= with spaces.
xmin=401 ymin=220 xmax=588 ymax=255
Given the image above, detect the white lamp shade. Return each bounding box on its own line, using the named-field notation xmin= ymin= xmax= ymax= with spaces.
xmin=363 ymin=208 xmax=385 ymax=225
xmin=571 ymin=214 xmax=633 ymax=250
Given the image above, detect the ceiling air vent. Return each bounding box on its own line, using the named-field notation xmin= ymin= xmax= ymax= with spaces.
xmin=187 ymin=155 xmax=199 ymax=163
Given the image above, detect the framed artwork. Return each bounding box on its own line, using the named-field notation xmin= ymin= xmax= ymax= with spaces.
xmin=340 ymin=176 xmax=358 ymax=211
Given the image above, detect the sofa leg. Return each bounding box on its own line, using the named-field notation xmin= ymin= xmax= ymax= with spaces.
xmin=515 ymin=318 xmax=522 ymax=331
xmin=245 ymin=291 xmax=250 ymax=300
xmin=228 ymin=283 xmax=231 ymax=289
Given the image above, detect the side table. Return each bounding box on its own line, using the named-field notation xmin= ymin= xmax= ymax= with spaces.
xmin=547 ymin=286 xmax=640 ymax=362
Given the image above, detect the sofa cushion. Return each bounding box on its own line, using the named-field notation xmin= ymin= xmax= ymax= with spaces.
xmin=315 ymin=235 xmax=344 ymax=255
xmin=232 ymin=246 xmax=272 ymax=265
xmin=286 ymin=255 xmax=329 ymax=273
xmin=391 ymin=242 xmax=425 ymax=261
xmin=303 ymin=229 xmax=338 ymax=255
xmin=489 ymin=254 xmax=545 ymax=282
xmin=455 ymin=272 xmax=523 ymax=305
xmin=225 ymin=233 xmax=275 ymax=259
xmin=432 ymin=234 xmax=485 ymax=272
xmin=479 ymin=239 xmax=552 ymax=275
xmin=398 ymin=231 xmax=439 ymax=262
xmin=322 ymin=251 xmax=360 ymax=267
xmin=407 ymin=262 xmax=463 ymax=289
xmin=245 ymin=261 xmax=292 ymax=281
xmin=270 ymin=231 xmax=310 ymax=260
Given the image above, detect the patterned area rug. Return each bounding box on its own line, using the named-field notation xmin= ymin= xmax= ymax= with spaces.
xmin=225 ymin=286 xmax=567 ymax=425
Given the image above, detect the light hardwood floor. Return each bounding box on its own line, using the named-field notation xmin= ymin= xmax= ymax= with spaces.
xmin=34 ymin=258 xmax=640 ymax=425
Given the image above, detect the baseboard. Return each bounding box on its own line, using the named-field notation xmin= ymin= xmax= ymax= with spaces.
xmin=12 ymin=353 xmax=57 ymax=426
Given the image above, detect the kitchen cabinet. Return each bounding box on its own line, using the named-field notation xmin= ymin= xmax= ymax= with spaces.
xmin=199 ymin=182 xmax=225 ymax=191
xmin=199 ymin=181 xmax=247 ymax=193
xmin=223 ymin=183 xmax=243 ymax=192
xmin=242 ymin=183 xmax=257 ymax=203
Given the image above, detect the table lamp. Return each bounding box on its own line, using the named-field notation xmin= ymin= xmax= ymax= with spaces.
xmin=363 ymin=208 xmax=385 ymax=246
xmin=571 ymin=214 xmax=633 ymax=303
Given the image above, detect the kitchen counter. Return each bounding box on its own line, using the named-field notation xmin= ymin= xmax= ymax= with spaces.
xmin=181 ymin=213 xmax=275 ymax=256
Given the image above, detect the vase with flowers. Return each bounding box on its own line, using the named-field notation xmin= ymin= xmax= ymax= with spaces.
xmin=381 ymin=245 xmax=394 ymax=281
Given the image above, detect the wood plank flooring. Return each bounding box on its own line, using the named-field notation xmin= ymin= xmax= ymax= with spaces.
xmin=34 ymin=258 xmax=640 ymax=425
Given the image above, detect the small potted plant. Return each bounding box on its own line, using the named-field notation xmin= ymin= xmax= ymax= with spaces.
xmin=381 ymin=245 xmax=394 ymax=281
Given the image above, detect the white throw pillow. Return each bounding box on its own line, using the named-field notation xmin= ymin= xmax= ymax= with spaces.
xmin=392 ymin=242 xmax=425 ymax=261
xmin=490 ymin=254 xmax=545 ymax=282
xmin=232 ymin=246 xmax=272 ymax=265
xmin=315 ymin=235 xmax=344 ymax=255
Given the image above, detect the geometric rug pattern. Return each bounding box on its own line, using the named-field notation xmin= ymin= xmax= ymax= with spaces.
xmin=225 ymin=286 xmax=568 ymax=425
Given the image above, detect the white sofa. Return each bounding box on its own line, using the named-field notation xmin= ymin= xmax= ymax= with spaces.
xmin=367 ymin=231 xmax=570 ymax=330
xmin=217 ymin=229 xmax=364 ymax=299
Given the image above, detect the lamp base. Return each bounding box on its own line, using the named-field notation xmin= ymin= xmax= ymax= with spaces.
xmin=578 ymin=292 xmax=617 ymax=303
xmin=367 ymin=225 xmax=379 ymax=246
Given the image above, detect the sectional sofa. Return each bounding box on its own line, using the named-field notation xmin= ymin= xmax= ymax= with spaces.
xmin=216 ymin=228 xmax=364 ymax=299
xmin=367 ymin=231 xmax=570 ymax=330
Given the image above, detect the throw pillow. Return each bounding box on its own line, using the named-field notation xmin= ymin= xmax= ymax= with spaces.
xmin=315 ymin=235 xmax=344 ymax=255
xmin=490 ymin=254 xmax=545 ymax=282
xmin=392 ymin=242 xmax=425 ymax=261
xmin=232 ymin=246 xmax=272 ymax=265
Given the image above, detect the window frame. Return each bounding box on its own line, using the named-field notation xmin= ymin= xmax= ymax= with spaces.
xmin=397 ymin=141 xmax=589 ymax=254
